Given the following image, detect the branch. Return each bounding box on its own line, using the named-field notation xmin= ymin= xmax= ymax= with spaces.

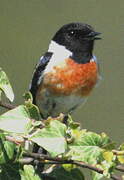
xmin=19 ymin=157 xmax=34 ymax=164
xmin=113 ymin=150 xmax=124 ymax=156
xmin=111 ymin=175 xmax=123 ymax=180
xmin=23 ymin=152 xmax=103 ymax=173
xmin=5 ymin=135 xmax=24 ymax=145
xmin=116 ymin=165 xmax=124 ymax=172
xmin=23 ymin=152 xmax=121 ymax=180
xmin=0 ymin=101 xmax=16 ymax=110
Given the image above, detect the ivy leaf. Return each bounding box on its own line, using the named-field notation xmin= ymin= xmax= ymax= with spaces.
xmin=117 ymin=155 xmax=124 ymax=164
xmin=67 ymin=132 xmax=112 ymax=164
xmin=119 ymin=143 xmax=124 ymax=150
xmin=23 ymin=91 xmax=33 ymax=103
xmin=91 ymin=154 xmax=115 ymax=180
xmin=67 ymin=145 xmax=102 ymax=164
xmin=23 ymin=92 xmax=42 ymax=121
xmin=91 ymin=171 xmax=104 ymax=180
xmin=0 ymin=105 xmax=31 ymax=134
xmin=20 ymin=165 xmax=41 ymax=180
xmin=0 ymin=162 xmax=21 ymax=180
xmin=0 ymin=68 xmax=14 ymax=102
xmin=47 ymin=166 xmax=84 ymax=180
xmin=116 ymin=143 xmax=124 ymax=164
xmin=102 ymin=151 xmax=114 ymax=162
xmin=67 ymin=115 xmax=80 ymax=129
xmin=30 ymin=120 xmax=67 ymax=157
xmin=25 ymin=101 xmax=41 ymax=121
xmin=0 ymin=135 xmax=16 ymax=164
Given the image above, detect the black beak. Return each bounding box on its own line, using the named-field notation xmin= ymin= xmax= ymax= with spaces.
xmin=87 ymin=31 xmax=101 ymax=40
xmin=93 ymin=32 xmax=101 ymax=40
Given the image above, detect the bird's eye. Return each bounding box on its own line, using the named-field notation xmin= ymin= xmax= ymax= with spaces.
xmin=68 ymin=30 xmax=75 ymax=37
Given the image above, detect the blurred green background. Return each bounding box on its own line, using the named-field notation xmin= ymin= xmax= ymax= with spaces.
xmin=0 ymin=0 xmax=123 ymax=145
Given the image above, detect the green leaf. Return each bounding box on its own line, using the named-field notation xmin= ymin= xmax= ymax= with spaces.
xmin=0 ymin=163 xmax=21 ymax=180
xmin=25 ymin=102 xmax=41 ymax=121
xmin=20 ymin=165 xmax=41 ymax=180
xmin=91 ymin=171 xmax=103 ymax=180
xmin=67 ymin=132 xmax=112 ymax=164
xmin=0 ymin=136 xmax=16 ymax=164
xmin=30 ymin=120 xmax=67 ymax=157
xmin=23 ymin=92 xmax=42 ymax=121
xmin=100 ymin=160 xmax=115 ymax=178
xmin=119 ymin=143 xmax=124 ymax=150
xmin=67 ymin=115 xmax=80 ymax=129
xmin=112 ymin=146 xmax=124 ymax=164
xmin=102 ymin=151 xmax=114 ymax=162
xmin=0 ymin=68 xmax=14 ymax=102
xmin=75 ymin=131 xmax=111 ymax=146
xmin=0 ymin=105 xmax=31 ymax=134
xmin=100 ymin=133 xmax=115 ymax=150
xmin=23 ymin=91 xmax=33 ymax=102
xmin=91 ymin=156 xmax=116 ymax=180
xmin=47 ymin=166 xmax=84 ymax=180
xmin=117 ymin=155 xmax=124 ymax=164
xmin=68 ymin=145 xmax=102 ymax=164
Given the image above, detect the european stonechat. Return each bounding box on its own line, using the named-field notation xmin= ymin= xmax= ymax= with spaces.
xmin=29 ymin=22 xmax=101 ymax=119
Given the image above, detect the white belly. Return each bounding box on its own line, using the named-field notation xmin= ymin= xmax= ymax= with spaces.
xmin=36 ymin=90 xmax=87 ymax=118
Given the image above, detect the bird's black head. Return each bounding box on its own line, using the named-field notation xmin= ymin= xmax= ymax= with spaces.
xmin=53 ymin=22 xmax=101 ymax=63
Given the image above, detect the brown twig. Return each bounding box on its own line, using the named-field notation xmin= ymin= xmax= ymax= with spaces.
xmin=19 ymin=157 xmax=34 ymax=164
xmin=113 ymin=150 xmax=124 ymax=156
xmin=0 ymin=101 xmax=16 ymax=110
xmin=5 ymin=135 xmax=25 ymax=145
xmin=23 ymin=152 xmax=121 ymax=180
xmin=111 ymin=175 xmax=123 ymax=180
xmin=116 ymin=165 xmax=124 ymax=172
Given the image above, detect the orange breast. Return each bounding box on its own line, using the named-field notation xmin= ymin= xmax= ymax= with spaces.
xmin=40 ymin=58 xmax=98 ymax=96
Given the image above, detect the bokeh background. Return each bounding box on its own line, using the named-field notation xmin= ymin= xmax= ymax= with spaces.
xmin=0 ymin=0 xmax=123 ymax=147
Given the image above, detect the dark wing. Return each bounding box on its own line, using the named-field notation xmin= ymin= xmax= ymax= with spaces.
xmin=29 ymin=52 xmax=53 ymax=104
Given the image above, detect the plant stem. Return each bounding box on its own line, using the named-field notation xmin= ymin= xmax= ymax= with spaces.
xmin=23 ymin=152 xmax=122 ymax=180
xmin=0 ymin=101 xmax=16 ymax=110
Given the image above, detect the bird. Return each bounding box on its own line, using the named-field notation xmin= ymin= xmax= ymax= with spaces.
xmin=29 ymin=22 xmax=101 ymax=119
